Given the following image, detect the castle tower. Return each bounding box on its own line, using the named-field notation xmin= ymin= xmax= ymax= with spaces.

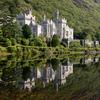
xmin=17 ymin=9 xmax=36 ymax=26
xmin=56 ymin=10 xmax=60 ymax=20
xmin=43 ymin=14 xmax=47 ymax=21
xmin=41 ymin=15 xmax=51 ymax=37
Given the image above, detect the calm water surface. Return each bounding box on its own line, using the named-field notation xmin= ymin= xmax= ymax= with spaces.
xmin=0 ymin=55 xmax=100 ymax=100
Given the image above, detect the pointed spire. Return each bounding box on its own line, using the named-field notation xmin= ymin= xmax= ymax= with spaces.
xmin=43 ymin=14 xmax=46 ymax=21
xmin=56 ymin=9 xmax=59 ymax=19
xmin=56 ymin=83 xmax=59 ymax=92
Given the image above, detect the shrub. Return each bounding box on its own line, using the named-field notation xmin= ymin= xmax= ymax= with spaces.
xmin=0 ymin=38 xmax=12 ymax=47
xmin=5 ymin=38 xmax=12 ymax=46
xmin=29 ymin=41 xmax=34 ymax=46
xmin=0 ymin=46 xmax=7 ymax=52
xmin=16 ymin=46 xmax=23 ymax=54
xmin=21 ymin=39 xmax=29 ymax=45
xmin=16 ymin=37 xmax=22 ymax=44
xmin=10 ymin=38 xmax=16 ymax=45
xmin=51 ymin=35 xmax=60 ymax=47
xmin=69 ymin=41 xmax=81 ymax=48
xmin=7 ymin=46 xmax=17 ymax=53
xmin=33 ymin=37 xmax=46 ymax=47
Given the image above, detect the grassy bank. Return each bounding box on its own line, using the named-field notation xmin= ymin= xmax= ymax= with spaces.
xmin=0 ymin=45 xmax=100 ymax=57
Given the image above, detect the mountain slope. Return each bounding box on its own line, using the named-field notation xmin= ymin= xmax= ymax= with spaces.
xmin=0 ymin=0 xmax=100 ymax=39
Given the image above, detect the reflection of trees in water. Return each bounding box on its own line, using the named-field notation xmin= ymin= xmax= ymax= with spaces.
xmin=1 ymin=68 xmax=17 ymax=82
xmin=50 ymin=59 xmax=60 ymax=70
xmin=0 ymin=55 xmax=100 ymax=92
xmin=22 ymin=67 xmax=31 ymax=81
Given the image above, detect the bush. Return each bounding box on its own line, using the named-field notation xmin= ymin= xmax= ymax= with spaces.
xmin=16 ymin=46 xmax=23 ymax=54
xmin=0 ymin=38 xmax=11 ymax=47
xmin=7 ymin=46 xmax=17 ymax=53
xmin=5 ymin=38 xmax=12 ymax=46
xmin=16 ymin=37 xmax=22 ymax=44
xmin=69 ymin=40 xmax=82 ymax=51
xmin=10 ymin=38 xmax=16 ymax=45
xmin=2 ymin=22 xmax=22 ymax=38
xmin=29 ymin=41 xmax=34 ymax=46
xmin=69 ymin=41 xmax=81 ymax=48
xmin=21 ymin=39 xmax=29 ymax=45
xmin=0 ymin=46 xmax=7 ymax=52
xmin=33 ymin=37 xmax=46 ymax=47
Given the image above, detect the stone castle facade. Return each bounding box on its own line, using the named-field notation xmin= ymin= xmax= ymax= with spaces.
xmin=17 ymin=9 xmax=74 ymax=40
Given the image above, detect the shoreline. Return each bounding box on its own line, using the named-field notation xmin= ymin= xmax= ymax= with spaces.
xmin=0 ymin=46 xmax=100 ymax=57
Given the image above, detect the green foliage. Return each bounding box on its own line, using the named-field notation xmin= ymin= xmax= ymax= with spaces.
xmin=10 ymin=38 xmax=17 ymax=45
xmin=2 ymin=22 xmax=22 ymax=38
xmin=69 ymin=40 xmax=82 ymax=48
xmin=22 ymin=67 xmax=31 ymax=80
xmin=32 ymin=36 xmax=47 ymax=47
xmin=16 ymin=46 xmax=23 ymax=54
xmin=26 ymin=0 xmax=100 ymax=39
xmin=0 ymin=37 xmax=11 ymax=47
xmin=61 ymin=39 xmax=68 ymax=47
xmin=22 ymin=24 xmax=32 ymax=39
xmin=0 ymin=29 xmax=3 ymax=36
xmin=29 ymin=41 xmax=34 ymax=46
xmin=51 ymin=35 xmax=60 ymax=47
xmin=21 ymin=38 xmax=29 ymax=45
xmin=5 ymin=38 xmax=12 ymax=47
xmin=95 ymin=32 xmax=100 ymax=41
xmin=0 ymin=46 xmax=7 ymax=52
xmin=7 ymin=46 xmax=17 ymax=53
xmin=0 ymin=37 xmax=5 ymax=46
xmin=51 ymin=59 xmax=60 ymax=70
xmin=16 ymin=37 xmax=22 ymax=44
xmin=0 ymin=0 xmax=100 ymax=39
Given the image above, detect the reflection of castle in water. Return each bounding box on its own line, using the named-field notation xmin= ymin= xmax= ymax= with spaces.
xmin=55 ymin=63 xmax=73 ymax=85
xmin=16 ymin=59 xmax=73 ymax=91
xmin=41 ymin=64 xmax=55 ymax=87
xmin=0 ymin=56 xmax=99 ymax=91
xmin=16 ymin=67 xmax=36 ymax=91
xmin=16 ymin=57 xmax=100 ymax=91
xmin=80 ymin=57 xmax=99 ymax=64
xmin=21 ymin=78 xmax=35 ymax=91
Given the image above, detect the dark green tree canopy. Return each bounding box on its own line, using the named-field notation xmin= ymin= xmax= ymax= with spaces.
xmin=22 ymin=24 xmax=32 ymax=39
xmin=2 ymin=22 xmax=22 ymax=38
xmin=51 ymin=35 xmax=60 ymax=47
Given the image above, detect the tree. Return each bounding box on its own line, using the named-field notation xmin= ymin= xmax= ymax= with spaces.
xmin=22 ymin=24 xmax=32 ymax=39
xmin=86 ymin=34 xmax=92 ymax=41
xmin=51 ymin=59 xmax=60 ymax=70
xmin=74 ymin=32 xmax=87 ymax=39
xmin=2 ymin=22 xmax=22 ymax=38
xmin=21 ymin=38 xmax=29 ymax=45
xmin=69 ymin=41 xmax=81 ymax=48
xmin=0 ymin=29 xmax=3 ymax=36
xmin=95 ymin=32 xmax=100 ymax=41
xmin=32 ymin=36 xmax=46 ymax=47
xmin=10 ymin=38 xmax=17 ymax=45
xmin=61 ymin=39 xmax=68 ymax=47
xmin=51 ymin=35 xmax=60 ymax=47
xmin=75 ymin=28 xmax=95 ymax=40
xmin=22 ymin=67 xmax=31 ymax=81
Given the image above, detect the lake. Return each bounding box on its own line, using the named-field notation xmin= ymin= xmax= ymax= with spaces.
xmin=0 ymin=54 xmax=100 ymax=100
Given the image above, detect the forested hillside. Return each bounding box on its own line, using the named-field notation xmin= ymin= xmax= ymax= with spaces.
xmin=0 ymin=0 xmax=100 ymax=39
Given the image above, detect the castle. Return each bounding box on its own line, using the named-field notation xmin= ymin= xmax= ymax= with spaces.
xmin=17 ymin=9 xmax=74 ymax=40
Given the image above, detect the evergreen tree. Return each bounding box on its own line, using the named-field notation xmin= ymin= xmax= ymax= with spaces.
xmin=22 ymin=24 xmax=32 ymax=39
xmin=51 ymin=35 xmax=60 ymax=47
